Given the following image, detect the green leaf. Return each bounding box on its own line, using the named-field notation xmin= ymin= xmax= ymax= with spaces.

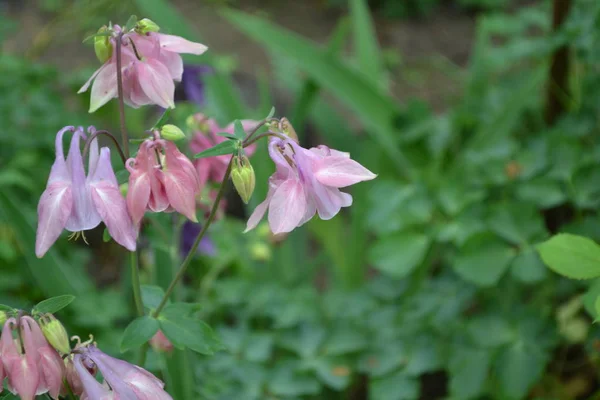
xmin=124 ymin=15 xmax=138 ymax=32
xmin=33 ymin=295 xmax=75 ymax=314
xmin=158 ymin=305 xmax=223 ymax=355
xmin=495 ymin=342 xmax=547 ymax=399
xmin=216 ymin=132 xmax=238 ymax=140
xmin=233 ymin=120 xmax=246 ymax=140
xmin=449 ymin=347 xmax=490 ymax=399
xmin=222 ymin=9 xmax=409 ymax=174
xmin=487 ymin=203 xmax=546 ymax=245
xmin=350 ymin=0 xmax=386 ymax=85
xmin=151 ymin=108 xmax=171 ymax=129
xmin=370 ymin=371 xmax=419 ymax=400
xmin=595 ymin=296 xmax=600 ymax=322
xmin=0 ymin=304 xmax=15 ymax=313
xmin=141 ymin=285 xmax=166 ymax=310
xmin=467 ymin=315 xmax=514 ymax=347
xmin=266 ymin=106 xmax=276 ymax=119
xmin=368 ymin=232 xmax=430 ymax=278
xmin=193 ymin=140 xmax=238 ymax=159
xmin=537 ymin=233 xmax=600 ymax=279
xmin=162 ymin=302 xmax=202 ymax=318
xmin=510 ymin=248 xmax=547 ymax=283
xmin=120 ymin=316 xmax=160 ymax=352
xmin=453 ymin=233 xmax=515 ymax=286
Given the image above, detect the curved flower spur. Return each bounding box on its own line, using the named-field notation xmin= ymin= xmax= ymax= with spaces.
xmin=35 ymin=126 xmax=136 ymax=257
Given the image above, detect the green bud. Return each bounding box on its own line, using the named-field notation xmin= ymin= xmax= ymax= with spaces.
xmin=278 ymin=118 xmax=298 ymax=142
xmin=231 ymin=156 xmax=255 ymax=204
xmin=0 ymin=311 xmax=7 ymax=327
xmin=94 ymin=26 xmax=113 ymax=63
xmin=186 ymin=114 xmax=209 ymax=133
xmin=39 ymin=314 xmax=71 ymax=355
xmin=119 ymin=183 xmax=128 ymax=197
xmin=136 ymin=18 xmax=161 ymax=34
xmin=161 ymin=124 xmax=186 ymax=141
xmin=250 ymin=242 xmax=271 ymax=261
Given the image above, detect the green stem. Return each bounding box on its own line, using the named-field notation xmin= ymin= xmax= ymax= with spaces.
xmin=130 ymin=250 xmax=144 ymax=316
xmin=115 ymin=32 xmax=130 ymax=159
xmin=152 ymin=156 xmax=234 ymax=318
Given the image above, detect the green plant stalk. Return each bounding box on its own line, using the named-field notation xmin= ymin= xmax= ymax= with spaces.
xmin=152 ymin=156 xmax=234 ymax=318
xmin=130 ymin=250 xmax=144 ymax=316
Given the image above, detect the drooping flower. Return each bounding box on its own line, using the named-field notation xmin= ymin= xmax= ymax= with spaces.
xmin=126 ymin=137 xmax=201 ymax=227
xmin=79 ymin=24 xmax=207 ymax=112
xmin=180 ymin=221 xmax=216 ymax=258
xmin=74 ymin=345 xmax=172 ymax=400
xmin=245 ymin=138 xmax=377 ymax=234
xmin=35 ymin=126 xmax=136 ymax=257
xmin=0 ymin=316 xmax=65 ymax=400
xmin=189 ymin=114 xmax=258 ymax=188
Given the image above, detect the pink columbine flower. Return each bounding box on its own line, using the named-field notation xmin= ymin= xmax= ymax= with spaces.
xmin=126 ymin=137 xmax=200 ymax=227
xmin=245 ymin=138 xmax=376 ymax=234
xmin=0 ymin=316 xmax=65 ymax=400
xmin=189 ymin=114 xmax=258 ymax=188
xmin=35 ymin=126 xmax=136 ymax=257
xmin=79 ymin=25 xmax=207 ymax=112
xmin=74 ymin=345 xmax=172 ymax=400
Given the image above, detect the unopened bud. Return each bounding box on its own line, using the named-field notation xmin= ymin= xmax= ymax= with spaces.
xmin=231 ymin=156 xmax=255 ymax=204
xmin=136 ymin=18 xmax=160 ymax=34
xmin=250 ymin=242 xmax=271 ymax=261
xmin=161 ymin=124 xmax=186 ymax=141
xmin=149 ymin=330 xmax=173 ymax=353
xmin=94 ymin=26 xmax=113 ymax=63
xmin=278 ymin=118 xmax=298 ymax=142
xmin=0 ymin=311 xmax=7 ymax=327
xmin=186 ymin=113 xmax=209 ymax=133
xmin=119 ymin=182 xmax=128 ymax=197
xmin=39 ymin=314 xmax=71 ymax=355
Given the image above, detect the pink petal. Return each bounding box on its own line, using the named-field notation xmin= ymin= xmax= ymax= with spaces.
xmin=158 ymin=33 xmax=208 ymax=55
xmin=89 ymin=61 xmax=119 ymax=113
xmin=162 ymin=169 xmax=199 ymax=222
xmin=244 ymin=193 xmax=272 ymax=233
xmin=38 ymin=347 xmax=65 ymax=399
xmin=78 ymin=62 xmax=108 ymax=94
xmin=7 ymin=358 xmax=39 ymax=400
xmin=90 ymin=148 xmax=136 ymax=251
xmin=160 ymin=50 xmax=184 ymax=81
xmin=268 ymin=179 xmax=307 ymax=234
xmin=136 ymin=59 xmax=175 ymax=109
xmin=36 ymin=183 xmax=72 ymax=258
xmin=312 ymin=184 xmax=345 ymax=220
xmin=314 ymin=156 xmax=376 ymax=188
xmin=127 ymin=171 xmax=151 ymax=227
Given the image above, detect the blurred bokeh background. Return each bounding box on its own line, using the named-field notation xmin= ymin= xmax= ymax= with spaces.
xmin=2 ymin=0 xmax=600 ymax=399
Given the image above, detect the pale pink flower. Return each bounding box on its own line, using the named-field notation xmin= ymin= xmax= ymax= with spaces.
xmin=190 ymin=115 xmax=258 ymax=188
xmin=79 ymin=25 xmax=207 ymax=112
xmin=245 ymin=138 xmax=376 ymax=234
xmin=35 ymin=126 xmax=136 ymax=257
xmin=74 ymin=345 xmax=172 ymax=400
xmin=0 ymin=316 xmax=65 ymax=400
xmin=126 ymin=138 xmax=201 ymax=227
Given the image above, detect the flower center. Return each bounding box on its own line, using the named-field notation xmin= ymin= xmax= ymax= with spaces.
xmin=68 ymin=231 xmax=90 ymax=245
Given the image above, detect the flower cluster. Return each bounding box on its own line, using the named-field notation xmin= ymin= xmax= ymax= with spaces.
xmin=79 ymin=23 xmax=207 ymax=112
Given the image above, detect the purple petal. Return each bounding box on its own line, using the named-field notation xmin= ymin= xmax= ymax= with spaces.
xmin=268 ymin=178 xmax=306 ymax=234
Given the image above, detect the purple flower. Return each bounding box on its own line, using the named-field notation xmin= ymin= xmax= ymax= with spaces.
xmin=181 ymin=65 xmax=212 ymax=105
xmin=74 ymin=345 xmax=172 ymax=400
xmin=35 ymin=126 xmax=136 ymax=257
xmin=180 ymin=221 xmax=215 ymax=258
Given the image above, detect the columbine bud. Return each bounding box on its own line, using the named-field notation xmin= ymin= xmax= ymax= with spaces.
xmin=161 ymin=124 xmax=186 ymax=141
xmin=136 ymin=18 xmax=161 ymax=34
xmin=186 ymin=113 xmax=210 ymax=133
xmin=39 ymin=313 xmax=71 ymax=355
xmin=250 ymin=242 xmax=271 ymax=261
xmin=149 ymin=330 xmax=174 ymax=353
xmin=231 ymin=155 xmax=255 ymax=204
xmin=94 ymin=26 xmax=113 ymax=63
xmin=278 ymin=118 xmax=298 ymax=142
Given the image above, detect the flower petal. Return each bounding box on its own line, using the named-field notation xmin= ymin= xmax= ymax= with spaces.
xmin=136 ymin=59 xmax=175 ymax=109
xmin=89 ymin=61 xmax=119 ymax=113
xmin=90 ymin=148 xmax=137 ymax=251
xmin=268 ymin=179 xmax=306 ymax=234
xmin=314 ymin=156 xmax=376 ymax=188
xmin=158 ymin=33 xmax=208 ymax=55
xmin=35 ymin=183 xmax=72 ymax=258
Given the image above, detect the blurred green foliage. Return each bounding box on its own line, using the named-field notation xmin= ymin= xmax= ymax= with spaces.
xmin=2 ymin=0 xmax=600 ymax=399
